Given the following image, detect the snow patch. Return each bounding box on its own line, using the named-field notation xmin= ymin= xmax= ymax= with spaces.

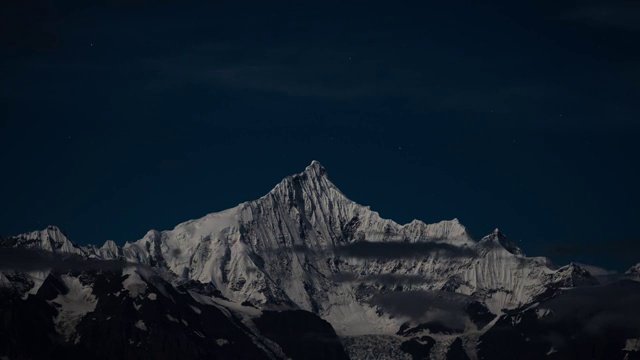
xmin=122 ymin=267 xmax=147 ymax=298
xmin=536 ymin=308 xmax=552 ymax=319
xmin=166 ymin=314 xmax=179 ymax=323
xmin=0 ymin=273 xmax=9 ymax=288
xmin=624 ymin=338 xmax=640 ymax=352
xmin=215 ymin=339 xmax=229 ymax=346
xmin=511 ymin=315 xmax=523 ymax=326
xmin=135 ymin=320 xmax=147 ymax=331
xmin=51 ymin=275 xmax=98 ymax=342
xmin=189 ymin=304 xmax=202 ymax=314
xmin=147 ymin=293 xmax=157 ymax=300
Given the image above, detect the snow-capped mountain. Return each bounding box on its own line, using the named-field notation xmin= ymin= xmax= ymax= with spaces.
xmin=2 ymin=161 xmax=638 ymax=360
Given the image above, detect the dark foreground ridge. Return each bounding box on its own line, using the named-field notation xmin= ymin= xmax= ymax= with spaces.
xmin=0 ymin=269 xmax=351 ymax=360
xmin=253 ymin=310 xmax=350 ymax=360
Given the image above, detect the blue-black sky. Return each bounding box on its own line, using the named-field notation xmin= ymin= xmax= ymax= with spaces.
xmin=1 ymin=0 xmax=639 ymax=271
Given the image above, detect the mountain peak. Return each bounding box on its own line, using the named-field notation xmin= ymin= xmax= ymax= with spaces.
xmin=307 ymin=160 xmax=324 ymax=169
xmin=266 ymin=160 xmax=336 ymax=199
xmin=553 ymin=262 xmax=599 ymax=287
xmin=302 ymin=160 xmax=327 ymax=178
xmin=46 ymin=225 xmax=62 ymax=232
xmin=4 ymin=225 xmax=83 ymax=256
xmin=481 ymin=228 xmax=524 ymax=256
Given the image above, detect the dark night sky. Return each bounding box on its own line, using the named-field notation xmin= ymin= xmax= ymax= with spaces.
xmin=1 ymin=0 xmax=639 ymax=271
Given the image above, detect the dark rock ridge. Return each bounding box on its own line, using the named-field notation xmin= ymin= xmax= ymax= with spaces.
xmin=253 ymin=310 xmax=350 ymax=360
xmin=0 ymin=268 xmax=349 ymax=360
xmin=446 ymin=338 xmax=470 ymax=360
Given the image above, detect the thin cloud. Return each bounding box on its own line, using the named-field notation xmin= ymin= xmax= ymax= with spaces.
xmin=366 ymin=290 xmax=472 ymax=329
xmin=0 ymin=248 xmax=138 ymax=272
xmin=545 ymin=240 xmax=640 ymax=261
xmin=135 ymin=41 xmax=570 ymax=118
xmin=335 ymin=241 xmax=476 ymax=260
xmin=261 ymin=240 xmax=476 ymax=260
xmin=543 ymin=280 xmax=640 ymax=334
xmin=331 ymin=273 xmax=429 ymax=286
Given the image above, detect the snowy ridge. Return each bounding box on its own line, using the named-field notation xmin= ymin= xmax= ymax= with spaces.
xmin=2 ymin=225 xmax=84 ymax=256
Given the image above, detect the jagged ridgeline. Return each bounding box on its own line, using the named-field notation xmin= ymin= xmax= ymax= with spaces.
xmin=2 ymin=161 xmax=639 ymax=360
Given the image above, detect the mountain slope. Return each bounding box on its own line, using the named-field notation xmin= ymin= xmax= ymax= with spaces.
xmin=2 ymin=161 xmax=637 ymax=360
